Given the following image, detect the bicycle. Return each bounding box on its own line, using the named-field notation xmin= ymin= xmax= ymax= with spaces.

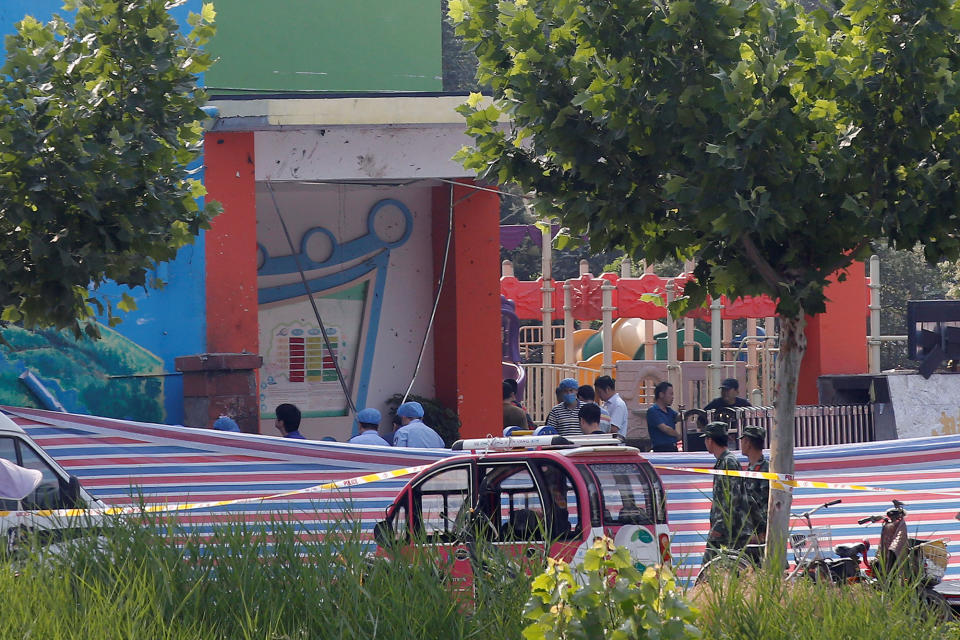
xmin=785 ymin=499 xmax=843 ymax=582
xmin=694 ymin=499 xmax=843 ymax=586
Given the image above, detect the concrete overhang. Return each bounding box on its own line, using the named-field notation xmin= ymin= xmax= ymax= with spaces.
xmin=208 ymin=92 xmax=507 ymax=130
xmin=206 ymin=93 xmax=509 ymax=182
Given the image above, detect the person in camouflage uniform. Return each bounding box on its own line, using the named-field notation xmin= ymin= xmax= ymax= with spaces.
xmin=740 ymin=424 xmax=769 ymax=544
xmin=701 ymin=421 xmax=746 ymax=563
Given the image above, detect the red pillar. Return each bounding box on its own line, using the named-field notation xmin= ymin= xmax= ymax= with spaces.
xmin=203 ymin=132 xmax=259 ymax=354
xmin=797 ymin=261 xmax=869 ymax=404
xmin=432 ymin=181 xmax=501 ymax=439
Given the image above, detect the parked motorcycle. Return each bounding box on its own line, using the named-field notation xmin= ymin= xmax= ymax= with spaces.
xmin=857 ymin=500 xmax=956 ymax=617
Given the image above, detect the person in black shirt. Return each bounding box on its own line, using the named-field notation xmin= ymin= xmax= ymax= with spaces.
xmin=704 ymin=378 xmax=752 ymax=412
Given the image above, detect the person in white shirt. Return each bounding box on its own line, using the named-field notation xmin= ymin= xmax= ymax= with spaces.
xmin=577 ymin=385 xmax=612 ymax=432
xmin=594 ymin=375 xmax=628 ymax=436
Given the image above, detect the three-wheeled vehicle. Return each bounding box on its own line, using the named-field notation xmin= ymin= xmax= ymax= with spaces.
xmin=374 ymin=434 xmax=671 ymax=585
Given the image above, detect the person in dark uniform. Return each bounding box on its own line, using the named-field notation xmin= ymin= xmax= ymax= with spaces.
xmin=704 ymin=378 xmax=752 ymax=412
xmin=701 ymin=421 xmax=746 ymax=563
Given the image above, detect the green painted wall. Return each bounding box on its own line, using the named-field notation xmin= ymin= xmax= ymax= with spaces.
xmin=207 ymin=0 xmax=442 ymax=93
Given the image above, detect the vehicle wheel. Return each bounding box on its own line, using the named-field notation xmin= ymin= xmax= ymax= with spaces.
xmin=807 ymin=560 xmax=832 ymax=583
xmin=695 ymin=552 xmax=754 ymax=587
xmin=921 ymin=589 xmax=955 ymax=622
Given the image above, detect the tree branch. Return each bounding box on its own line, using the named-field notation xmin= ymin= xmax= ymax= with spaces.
xmin=740 ymin=233 xmax=785 ymax=291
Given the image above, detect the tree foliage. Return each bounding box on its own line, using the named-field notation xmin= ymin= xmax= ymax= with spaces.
xmin=0 ymin=0 xmax=220 ymax=337
xmin=451 ymin=0 xmax=960 ymax=319
xmin=451 ymin=0 xmax=960 ymax=559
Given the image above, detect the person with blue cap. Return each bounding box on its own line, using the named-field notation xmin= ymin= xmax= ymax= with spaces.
xmin=212 ymin=415 xmax=241 ymax=432
xmin=393 ymin=401 xmax=444 ymax=448
xmin=544 ymin=377 xmax=583 ymax=437
xmin=349 ymin=408 xmax=390 ymax=446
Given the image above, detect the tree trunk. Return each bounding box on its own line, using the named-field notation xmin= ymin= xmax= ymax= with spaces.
xmin=765 ymin=311 xmax=806 ymax=567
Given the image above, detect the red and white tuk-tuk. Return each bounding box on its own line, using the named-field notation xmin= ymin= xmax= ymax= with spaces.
xmin=374 ymin=434 xmax=671 ymax=584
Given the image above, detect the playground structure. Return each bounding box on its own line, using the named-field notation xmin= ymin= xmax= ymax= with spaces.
xmin=501 ymin=257 xmax=773 ymax=422
xmin=501 ymin=226 xmax=892 ymax=426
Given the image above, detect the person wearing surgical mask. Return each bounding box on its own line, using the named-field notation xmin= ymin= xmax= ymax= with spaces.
xmin=544 ymin=377 xmax=583 ymax=437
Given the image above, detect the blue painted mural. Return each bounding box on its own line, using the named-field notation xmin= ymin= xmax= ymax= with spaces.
xmin=0 ymin=0 xmax=209 ymax=425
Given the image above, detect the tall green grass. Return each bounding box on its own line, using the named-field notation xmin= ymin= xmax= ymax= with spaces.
xmin=690 ymin=565 xmax=960 ymax=640
xmin=0 ymin=510 xmax=531 ymax=640
xmin=3 ymin=513 xmax=959 ymax=640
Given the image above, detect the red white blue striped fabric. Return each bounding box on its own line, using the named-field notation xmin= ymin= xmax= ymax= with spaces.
xmin=7 ymin=406 xmax=960 ymax=581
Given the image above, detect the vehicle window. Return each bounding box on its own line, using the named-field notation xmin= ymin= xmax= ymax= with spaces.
xmin=536 ymin=462 xmax=582 ymax=541
xmin=18 ymin=443 xmax=65 ymax=510
xmin=589 ymin=463 xmax=655 ymax=526
xmin=391 ymin=502 xmax=408 ymax=541
xmin=577 ymin=465 xmax=603 ymax=529
xmin=415 ymin=466 xmax=470 ymax=543
xmin=0 ymin=437 xmax=17 ymax=465
xmin=478 ymin=464 xmax=544 ymax=542
xmin=0 ymin=437 xmax=18 ymax=509
xmin=643 ymin=463 xmax=668 ymax=524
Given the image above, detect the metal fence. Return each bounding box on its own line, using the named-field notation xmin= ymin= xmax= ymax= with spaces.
xmin=723 ymin=405 xmax=876 ymax=447
xmin=523 ymin=363 xmax=603 ymax=424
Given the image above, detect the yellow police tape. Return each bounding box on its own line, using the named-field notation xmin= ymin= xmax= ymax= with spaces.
xmin=654 ymin=464 xmax=960 ymax=496
xmin=0 ymin=463 xmax=431 ymax=519
xmin=7 ymin=460 xmax=960 ymax=521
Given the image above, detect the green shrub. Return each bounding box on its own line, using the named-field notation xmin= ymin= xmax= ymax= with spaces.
xmin=523 ymin=537 xmax=701 ymax=640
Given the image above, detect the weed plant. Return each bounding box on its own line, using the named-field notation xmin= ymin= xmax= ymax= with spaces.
xmin=0 ymin=508 xmax=531 ymax=640
xmin=690 ymin=564 xmax=960 ymax=640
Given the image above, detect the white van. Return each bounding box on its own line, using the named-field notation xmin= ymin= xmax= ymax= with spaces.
xmin=0 ymin=411 xmax=106 ymax=550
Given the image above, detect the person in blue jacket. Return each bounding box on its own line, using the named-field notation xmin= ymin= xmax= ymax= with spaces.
xmin=393 ymin=402 xmax=444 ymax=448
xmin=349 ymin=408 xmax=390 ymax=446
xmin=275 ymin=403 xmax=306 ymax=439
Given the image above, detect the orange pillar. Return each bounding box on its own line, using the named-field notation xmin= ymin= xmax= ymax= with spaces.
xmin=203 ymin=132 xmax=259 ymax=354
xmin=796 ymin=261 xmax=869 ymax=404
xmin=432 ymin=181 xmax=501 ymax=439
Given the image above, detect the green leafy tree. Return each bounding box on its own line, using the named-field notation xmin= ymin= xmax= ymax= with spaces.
xmin=0 ymin=0 xmax=220 ymax=337
xmin=450 ymin=0 xmax=960 ymax=560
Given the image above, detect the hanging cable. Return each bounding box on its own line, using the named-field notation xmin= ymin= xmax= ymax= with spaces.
xmin=402 ymin=181 xmax=456 ymax=403
xmin=265 ymin=180 xmax=358 ymax=415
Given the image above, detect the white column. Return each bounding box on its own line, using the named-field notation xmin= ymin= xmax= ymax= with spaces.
xmin=763 ymin=316 xmax=776 ymax=405
xmin=869 ymin=254 xmax=881 ymax=374
xmin=501 ymin=259 xmax=514 ymax=278
xmin=666 ymin=280 xmax=681 ymax=405
xmin=621 ymin=257 xmax=633 ymax=278
xmin=540 ymin=223 xmax=553 ymax=365
xmin=710 ymin=298 xmax=723 ymax=390
xmin=564 ymin=282 xmax=575 ymax=365
xmin=644 ymin=259 xmax=655 ymax=360
xmin=746 ymin=317 xmax=759 ymax=393
xmin=601 ymin=280 xmax=615 ymax=376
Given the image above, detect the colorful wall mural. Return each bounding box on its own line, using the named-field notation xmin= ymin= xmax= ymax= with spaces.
xmin=0 ymin=324 xmax=165 ymax=421
xmin=258 ymin=197 xmax=413 ymax=420
xmin=0 ymin=2 xmax=451 ymax=430
xmin=255 ymin=182 xmax=437 ymax=439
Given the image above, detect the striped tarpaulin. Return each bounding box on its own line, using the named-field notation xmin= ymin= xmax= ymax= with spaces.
xmin=6 ymin=406 xmax=960 ymax=580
